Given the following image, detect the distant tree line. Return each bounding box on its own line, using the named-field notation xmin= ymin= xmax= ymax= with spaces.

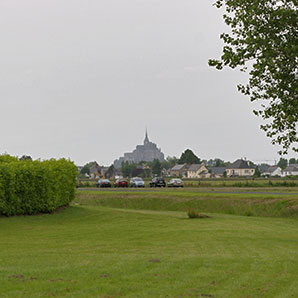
xmin=278 ymin=158 xmax=298 ymax=170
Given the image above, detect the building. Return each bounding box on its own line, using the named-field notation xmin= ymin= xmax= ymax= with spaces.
xmin=259 ymin=164 xmax=270 ymax=174
xmin=114 ymin=131 xmax=165 ymax=167
xmin=282 ymin=164 xmax=298 ymax=176
xmin=226 ymin=159 xmax=255 ymax=177
xmin=170 ymin=164 xmax=189 ymax=177
xmin=261 ymin=166 xmax=282 ymax=177
xmin=89 ymin=163 xmax=102 ymax=179
xmin=187 ymin=164 xmax=209 ymax=178
xmin=100 ymin=167 xmax=110 ymax=178
xmin=208 ymin=167 xmax=227 ymax=178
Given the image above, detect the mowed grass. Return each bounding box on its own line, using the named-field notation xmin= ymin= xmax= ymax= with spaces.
xmin=1 ymin=188 xmax=298 ymax=297
xmin=1 ymin=200 xmax=298 ymax=297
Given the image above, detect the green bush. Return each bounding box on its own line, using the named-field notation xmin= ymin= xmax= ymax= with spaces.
xmin=0 ymin=155 xmax=77 ymax=216
xmin=187 ymin=209 xmax=210 ymax=219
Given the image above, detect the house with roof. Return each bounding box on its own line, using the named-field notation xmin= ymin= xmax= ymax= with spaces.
xmin=161 ymin=168 xmax=171 ymax=176
xmin=89 ymin=163 xmax=102 ymax=179
xmin=261 ymin=166 xmax=282 ymax=177
xmin=170 ymin=164 xmax=188 ymax=177
xmin=100 ymin=167 xmax=110 ymax=178
xmin=282 ymin=164 xmax=298 ymax=176
xmin=259 ymin=164 xmax=270 ymax=174
xmin=208 ymin=167 xmax=227 ymax=178
xmin=187 ymin=164 xmax=209 ymax=178
xmin=226 ymin=159 xmax=255 ymax=177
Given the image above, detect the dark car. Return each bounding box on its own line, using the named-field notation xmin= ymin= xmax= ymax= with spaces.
xmin=96 ymin=179 xmax=112 ymax=188
xmin=168 ymin=178 xmax=184 ymax=188
xmin=114 ymin=179 xmax=128 ymax=188
xmin=149 ymin=177 xmax=166 ymax=187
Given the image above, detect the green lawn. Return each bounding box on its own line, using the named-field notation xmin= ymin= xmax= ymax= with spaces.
xmin=1 ymin=197 xmax=298 ymax=297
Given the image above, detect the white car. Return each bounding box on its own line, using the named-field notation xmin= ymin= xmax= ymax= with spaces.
xmin=130 ymin=177 xmax=145 ymax=187
xmin=167 ymin=178 xmax=184 ymax=188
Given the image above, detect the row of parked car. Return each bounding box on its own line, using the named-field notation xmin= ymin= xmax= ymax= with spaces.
xmin=96 ymin=177 xmax=184 ymax=188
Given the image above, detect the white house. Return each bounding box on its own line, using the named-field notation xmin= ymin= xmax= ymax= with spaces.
xmin=282 ymin=164 xmax=298 ymax=177
xmin=261 ymin=166 xmax=282 ymax=177
xmin=226 ymin=159 xmax=255 ymax=177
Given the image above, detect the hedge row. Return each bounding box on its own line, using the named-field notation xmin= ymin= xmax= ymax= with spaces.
xmin=0 ymin=155 xmax=78 ymax=216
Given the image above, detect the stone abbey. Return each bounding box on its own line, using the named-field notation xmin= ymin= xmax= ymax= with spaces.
xmin=114 ymin=131 xmax=165 ymax=168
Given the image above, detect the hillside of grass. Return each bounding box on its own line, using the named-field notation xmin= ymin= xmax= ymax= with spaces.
xmin=75 ymin=189 xmax=298 ymax=218
xmin=1 ymin=205 xmax=298 ymax=297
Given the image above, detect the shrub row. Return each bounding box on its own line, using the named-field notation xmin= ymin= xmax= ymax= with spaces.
xmin=0 ymin=155 xmax=78 ymax=216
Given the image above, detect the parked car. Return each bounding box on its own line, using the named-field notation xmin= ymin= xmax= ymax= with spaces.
xmin=130 ymin=177 xmax=145 ymax=187
xmin=168 ymin=178 xmax=184 ymax=188
xmin=96 ymin=179 xmax=111 ymax=188
xmin=114 ymin=179 xmax=128 ymax=187
xmin=149 ymin=177 xmax=166 ymax=187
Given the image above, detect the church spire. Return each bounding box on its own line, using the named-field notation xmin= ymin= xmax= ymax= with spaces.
xmin=144 ymin=128 xmax=149 ymax=144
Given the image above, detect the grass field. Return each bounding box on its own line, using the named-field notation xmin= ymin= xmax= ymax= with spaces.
xmin=75 ymin=188 xmax=298 ymax=218
xmin=1 ymin=189 xmax=298 ymax=297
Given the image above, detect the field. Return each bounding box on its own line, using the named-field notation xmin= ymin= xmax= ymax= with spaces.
xmin=76 ymin=188 xmax=298 ymax=218
xmin=1 ymin=188 xmax=298 ymax=297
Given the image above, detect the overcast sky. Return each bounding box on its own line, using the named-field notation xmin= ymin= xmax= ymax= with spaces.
xmin=0 ymin=0 xmax=296 ymax=166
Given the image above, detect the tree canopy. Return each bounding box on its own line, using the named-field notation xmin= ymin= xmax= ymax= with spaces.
xmin=152 ymin=159 xmax=162 ymax=176
xmin=289 ymin=158 xmax=298 ymax=164
xmin=277 ymin=157 xmax=288 ymax=170
xmin=105 ymin=165 xmax=116 ymax=179
xmin=209 ymin=0 xmax=298 ymax=154
xmin=121 ymin=162 xmax=136 ymax=178
xmin=178 ymin=149 xmax=201 ymax=164
xmin=80 ymin=161 xmax=97 ymax=175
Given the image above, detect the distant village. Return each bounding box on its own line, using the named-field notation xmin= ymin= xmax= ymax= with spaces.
xmin=77 ymin=131 xmax=298 ymax=179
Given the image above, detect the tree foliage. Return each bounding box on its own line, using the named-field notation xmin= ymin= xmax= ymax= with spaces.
xmin=166 ymin=156 xmax=179 ymax=168
xmin=121 ymin=162 xmax=137 ymax=178
xmin=206 ymin=158 xmax=230 ymax=167
xmin=132 ymin=167 xmax=144 ymax=177
xmin=209 ymin=0 xmax=298 ymax=154
xmin=81 ymin=161 xmax=97 ymax=175
xmin=152 ymin=159 xmax=162 ymax=176
xmin=105 ymin=165 xmax=116 ymax=179
xmin=178 ymin=149 xmax=201 ymax=164
xmin=254 ymin=166 xmax=261 ymax=177
xmin=277 ymin=157 xmax=288 ymax=170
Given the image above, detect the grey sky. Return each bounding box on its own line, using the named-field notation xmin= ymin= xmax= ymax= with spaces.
xmin=0 ymin=0 xmax=296 ymax=166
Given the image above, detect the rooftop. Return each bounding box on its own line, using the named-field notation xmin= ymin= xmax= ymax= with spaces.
xmin=227 ymin=159 xmax=255 ymax=169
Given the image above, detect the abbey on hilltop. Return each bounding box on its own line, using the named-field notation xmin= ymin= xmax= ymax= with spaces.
xmin=114 ymin=130 xmax=165 ymax=168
